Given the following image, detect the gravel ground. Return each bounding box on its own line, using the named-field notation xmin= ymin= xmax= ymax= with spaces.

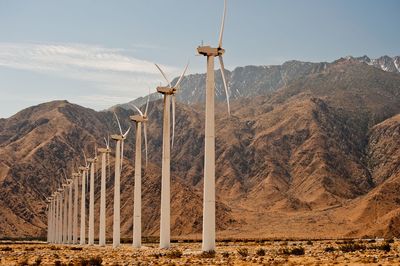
xmin=1 ymin=239 xmax=400 ymax=265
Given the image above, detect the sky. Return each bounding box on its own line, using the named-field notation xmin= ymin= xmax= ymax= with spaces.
xmin=0 ymin=0 xmax=399 ymax=118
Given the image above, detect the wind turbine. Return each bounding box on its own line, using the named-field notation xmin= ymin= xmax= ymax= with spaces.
xmin=111 ymin=113 xmax=131 ymax=248
xmin=155 ymin=62 xmax=189 ymax=248
xmin=57 ymin=187 xmax=63 ymax=244
xmin=46 ymin=196 xmax=52 ymax=243
xmin=51 ymin=193 xmax=57 ymax=243
xmin=54 ymin=191 xmax=59 ymax=244
xmin=67 ymin=177 xmax=73 ymax=244
xmin=87 ymin=149 xmax=98 ymax=246
xmin=98 ymin=137 xmax=111 ymax=247
xmin=129 ymin=96 xmax=150 ymax=248
xmin=197 ymin=0 xmax=230 ymax=251
xmin=47 ymin=195 xmax=53 ymax=243
xmin=62 ymin=183 xmax=68 ymax=244
xmin=79 ymin=157 xmax=89 ymax=245
xmin=72 ymin=172 xmax=80 ymax=244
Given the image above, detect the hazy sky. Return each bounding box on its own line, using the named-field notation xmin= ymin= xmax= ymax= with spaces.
xmin=0 ymin=0 xmax=399 ymax=118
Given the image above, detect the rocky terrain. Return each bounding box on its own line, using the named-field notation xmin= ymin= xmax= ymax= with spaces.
xmin=115 ymin=55 xmax=400 ymax=110
xmin=1 ymin=239 xmax=400 ymax=265
xmin=0 ymin=56 xmax=399 ymax=240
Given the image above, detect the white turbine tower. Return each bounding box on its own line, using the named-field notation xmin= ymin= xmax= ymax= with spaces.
xmin=111 ymin=113 xmax=131 ymax=248
xmin=72 ymin=172 xmax=80 ymax=244
xmin=129 ymin=97 xmax=150 ymax=248
xmin=47 ymin=195 xmax=53 ymax=243
xmin=197 ymin=0 xmax=230 ymax=251
xmin=57 ymin=187 xmax=63 ymax=244
xmin=46 ymin=196 xmax=52 ymax=243
xmin=87 ymin=149 xmax=98 ymax=246
xmin=98 ymin=137 xmax=111 ymax=247
xmin=51 ymin=193 xmax=57 ymax=243
xmin=79 ymin=158 xmax=89 ymax=245
xmin=62 ymin=183 xmax=68 ymax=244
xmin=54 ymin=191 xmax=59 ymax=244
xmin=155 ymin=62 xmax=189 ymax=248
xmin=67 ymin=178 xmax=73 ymax=244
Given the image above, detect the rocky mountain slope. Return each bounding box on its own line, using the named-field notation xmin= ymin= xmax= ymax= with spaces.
xmin=115 ymin=55 xmax=399 ymax=111
xmin=0 ymin=57 xmax=399 ymax=239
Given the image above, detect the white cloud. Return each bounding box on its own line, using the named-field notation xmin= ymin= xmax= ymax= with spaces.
xmin=0 ymin=42 xmax=178 ymax=93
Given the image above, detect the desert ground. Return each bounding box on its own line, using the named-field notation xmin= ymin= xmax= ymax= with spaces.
xmin=1 ymin=239 xmax=400 ymax=265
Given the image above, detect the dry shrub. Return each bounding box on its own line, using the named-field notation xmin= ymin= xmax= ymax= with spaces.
xmin=237 ymin=247 xmax=249 ymax=258
xmin=280 ymin=246 xmax=305 ymax=256
xmin=339 ymin=243 xmax=366 ymax=252
xmin=200 ymin=250 xmax=216 ymax=258
xmin=221 ymin=251 xmax=230 ymax=258
xmin=256 ymin=248 xmax=265 ymax=256
xmin=166 ymin=249 xmax=182 ymax=259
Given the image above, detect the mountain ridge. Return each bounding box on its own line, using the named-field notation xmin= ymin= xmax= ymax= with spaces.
xmin=112 ymin=55 xmax=399 ymax=112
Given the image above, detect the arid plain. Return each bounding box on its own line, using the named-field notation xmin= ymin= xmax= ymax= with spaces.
xmin=1 ymin=239 xmax=400 ymax=265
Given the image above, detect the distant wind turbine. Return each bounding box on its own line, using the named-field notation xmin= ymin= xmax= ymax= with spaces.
xmin=62 ymin=183 xmax=68 ymax=244
xmin=87 ymin=148 xmax=98 ymax=246
xmin=72 ymin=172 xmax=80 ymax=244
xmin=196 ymin=0 xmax=230 ymax=251
xmin=67 ymin=177 xmax=73 ymax=244
xmin=129 ymin=95 xmax=150 ymax=248
xmin=111 ymin=113 xmax=131 ymax=248
xmin=46 ymin=196 xmax=53 ymax=243
xmin=57 ymin=187 xmax=63 ymax=244
xmin=54 ymin=191 xmax=59 ymax=244
xmin=98 ymin=137 xmax=111 ymax=247
xmin=155 ymin=62 xmax=189 ymax=248
xmin=48 ymin=193 xmax=55 ymax=243
xmin=79 ymin=154 xmax=89 ymax=245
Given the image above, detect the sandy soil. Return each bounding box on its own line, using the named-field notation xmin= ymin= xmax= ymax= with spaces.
xmin=1 ymin=239 xmax=400 ymax=265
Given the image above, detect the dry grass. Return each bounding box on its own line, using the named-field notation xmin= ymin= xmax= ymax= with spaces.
xmin=0 ymin=239 xmax=399 ymax=265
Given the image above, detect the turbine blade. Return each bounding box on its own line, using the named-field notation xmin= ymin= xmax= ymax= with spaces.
xmin=174 ymin=61 xmax=189 ymax=89
xmin=155 ymin=63 xmax=172 ymax=87
xmin=219 ymin=55 xmax=231 ymax=115
xmin=144 ymin=91 xmax=150 ymax=116
xmin=104 ymin=137 xmax=108 ymax=147
xmin=130 ymin=103 xmax=143 ymax=116
xmin=144 ymin=122 xmax=148 ymax=168
xmin=172 ymin=96 xmax=176 ymax=150
xmin=218 ymin=0 xmax=227 ymax=48
xmin=113 ymin=112 xmax=123 ymax=135
xmin=83 ymin=150 xmax=88 ymax=167
xmin=123 ymin=126 xmax=131 ymax=138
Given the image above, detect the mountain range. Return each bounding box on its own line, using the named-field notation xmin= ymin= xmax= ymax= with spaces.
xmin=0 ymin=55 xmax=399 ymax=239
xmin=115 ymin=55 xmax=400 ymax=110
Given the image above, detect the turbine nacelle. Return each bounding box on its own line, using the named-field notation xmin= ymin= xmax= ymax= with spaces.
xmin=87 ymin=158 xmax=97 ymax=163
xmin=156 ymin=86 xmax=176 ymax=95
xmin=197 ymin=46 xmax=225 ymax=57
xmin=98 ymin=147 xmax=111 ymax=153
xmin=111 ymin=134 xmax=126 ymax=141
xmin=79 ymin=166 xmax=88 ymax=172
xmin=130 ymin=115 xmax=148 ymax=123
